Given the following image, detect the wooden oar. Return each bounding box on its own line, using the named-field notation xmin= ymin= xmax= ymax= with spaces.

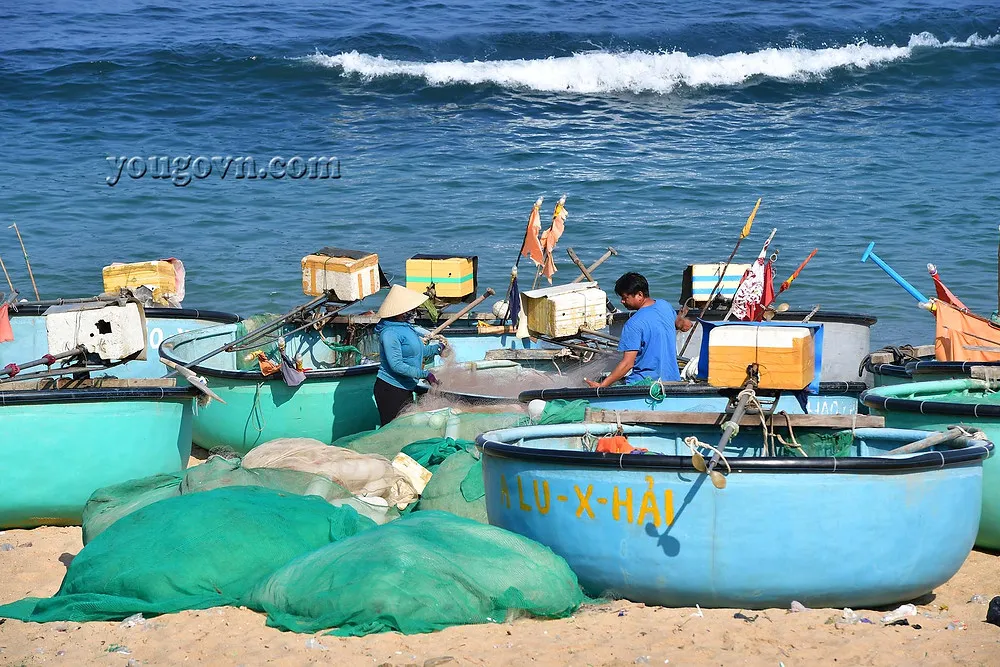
xmin=162 ymin=291 xmax=339 ymax=378
xmin=161 ymin=357 xmax=227 ymax=404
xmin=0 ymin=253 xmax=14 ymax=294
xmin=424 ymin=288 xmax=495 ymax=339
xmin=678 ymin=198 xmax=761 ymax=357
xmin=886 ymin=427 xmax=967 ymax=455
xmin=566 ymin=248 xmax=596 ymax=283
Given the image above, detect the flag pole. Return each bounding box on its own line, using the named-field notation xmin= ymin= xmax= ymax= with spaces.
xmin=0 ymin=254 xmax=14 ymax=294
xmin=677 ymin=198 xmax=761 ymax=357
xmin=9 ymin=222 xmax=40 ymax=300
xmin=767 ymin=248 xmax=817 ymax=307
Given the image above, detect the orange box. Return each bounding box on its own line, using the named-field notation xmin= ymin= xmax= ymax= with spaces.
xmin=707 ymin=325 xmax=815 ymax=390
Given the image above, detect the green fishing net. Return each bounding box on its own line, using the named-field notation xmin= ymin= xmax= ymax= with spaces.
xmin=234 ymin=313 xmax=282 ymax=370
xmin=778 ymin=430 xmax=856 ymax=458
xmin=82 ymin=456 xmax=373 ymax=545
xmin=246 ymin=511 xmax=584 ymax=636
xmin=0 ymin=486 xmax=375 ymax=623
xmin=413 ymin=450 xmax=487 ymax=523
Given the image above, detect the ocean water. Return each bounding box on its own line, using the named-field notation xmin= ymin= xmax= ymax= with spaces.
xmin=2 ymin=1 xmax=998 ymax=348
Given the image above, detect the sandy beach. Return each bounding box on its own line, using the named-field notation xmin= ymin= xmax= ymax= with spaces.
xmin=1 ymin=522 xmax=997 ymax=666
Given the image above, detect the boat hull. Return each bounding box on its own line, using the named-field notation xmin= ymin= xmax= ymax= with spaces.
xmin=862 ymin=379 xmax=1000 ymax=550
xmin=0 ymin=387 xmax=195 ymax=529
xmin=477 ymin=423 xmax=987 ymax=608
xmin=188 ymin=371 xmax=380 ymax=454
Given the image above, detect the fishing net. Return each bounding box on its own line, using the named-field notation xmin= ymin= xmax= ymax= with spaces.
xmin=778 ymin=430 xmax=855 ymax=458
xmin=246 ymin=511 xmax=584 ymax=636
xmin=332 ymin=409 xmax=527 ymax=460
xmin=234 ymin=313 xmax=281 ymax=370
xmin=400 ymin=437 xmax=471 ymax=472
xmin=82 ymin=450 xmax=403 ymax=544
xmin=413 ymin=450 xmax=487 ymax=523
xmin=535 ymin=399 xmax=589 ymax=425
xmin=0 ymin=486 xmax=376 ymax=623
xmin=241 ymin=438 xmax=419 ymax=508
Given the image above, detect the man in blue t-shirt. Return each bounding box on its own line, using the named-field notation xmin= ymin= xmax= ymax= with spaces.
xmin=585 ymin=272 xmax=693 ymax=388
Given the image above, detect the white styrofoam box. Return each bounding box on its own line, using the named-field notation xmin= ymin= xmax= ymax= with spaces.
xmin=708 ymin=325 xmax=813 ymax=349
xmin=301 ymin=253 xmax=380 ymax=300
xmin=522 ymin=282 xmax=608 ymax=338
xmin=44 ymin=302 xmax=148 ymax=361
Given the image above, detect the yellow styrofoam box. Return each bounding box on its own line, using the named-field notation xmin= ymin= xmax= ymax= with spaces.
xmin=406 ymin=256 xmax=475 ymax=299
xmin=707 ymin=325 xmax=815 ymax=390
xmin=521 ymin=282 xmax=607 ymax=338
xmin=102 ymin=261 xmax=176 ymax=295
xmin=302 ymin=253 xmax=380 ymax=300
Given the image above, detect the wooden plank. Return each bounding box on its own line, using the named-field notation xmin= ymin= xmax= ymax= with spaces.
xmin=585 ymin=409 xmax=884 ymax=429
xmin=1 ymin=377 xmax=178 ymax=391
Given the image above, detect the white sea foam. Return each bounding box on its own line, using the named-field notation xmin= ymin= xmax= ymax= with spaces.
xmin=303 ymin=31 xmax=999 ymax=94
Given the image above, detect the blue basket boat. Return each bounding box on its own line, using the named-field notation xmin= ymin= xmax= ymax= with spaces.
xmin=475 ymin=418 xmax=991 ymax=609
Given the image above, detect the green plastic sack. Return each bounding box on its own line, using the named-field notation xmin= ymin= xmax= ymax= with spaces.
xmin=0 ymin=486 xmax=375 ymax=623
xmin=414 ymin=450 xmax=487 ymax=523
xmin=536 ymin=399 xmax=588 ymax=425
xmin=247 ymin=511 xmax=584 ymax=636
xmin=400 ymin=437 xmax=472 ymax=472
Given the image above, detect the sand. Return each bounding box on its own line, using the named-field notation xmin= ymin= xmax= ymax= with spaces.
xmin=1 ymin=526 xmax=998 ymax=666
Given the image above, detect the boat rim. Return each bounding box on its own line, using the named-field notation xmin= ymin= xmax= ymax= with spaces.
xmin=159 ymin=332 xmax=379 ymax=381
xmin=0 ymin=385 xmax=199 ymax=406
xmin=9 ymin=304 xmax=241 ymax=323
xmin=518 ymin=381 xmax=869 ymax=403
xmin=475 ymin=424 xmax=992 ymax=473
xmin=861 ymin=381 xmax=1000 ymax=417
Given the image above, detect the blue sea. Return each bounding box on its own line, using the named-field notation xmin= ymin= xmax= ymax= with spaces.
xmin=2 ymin=1 xmax=998 ymax=348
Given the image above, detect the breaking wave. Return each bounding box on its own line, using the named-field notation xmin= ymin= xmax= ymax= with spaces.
xmin=303 ymin=32 xmax=1000 ymax=94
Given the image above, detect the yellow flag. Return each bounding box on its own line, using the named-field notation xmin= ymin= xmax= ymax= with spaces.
xmin=740 ymin=198 xmax=762 ymax=240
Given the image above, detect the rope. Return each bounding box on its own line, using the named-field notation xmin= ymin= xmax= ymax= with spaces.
xmin=773 ymin=411 xmax=808 ymax=457
xmin=683 ymin=436 xmax=732 ymax=474
xmin=251 ymin=382 xmax=267 ymax=433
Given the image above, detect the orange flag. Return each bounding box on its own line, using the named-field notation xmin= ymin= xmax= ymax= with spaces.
xmin=934 ymin=299 xmax=1000 ymax=362
xmin=0 ymin=304 xmax=12 ymax=343
xmin=540 ymin=195 xmax=568 ymax=284
xmin=520 ymin=197 xmax=545 ymax=267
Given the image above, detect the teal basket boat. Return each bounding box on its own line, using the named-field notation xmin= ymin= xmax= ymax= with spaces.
xmin=862 ymin=378 xmax=1000 ymax=551
xmin=0 ymin=380 xmax=197 ymax=529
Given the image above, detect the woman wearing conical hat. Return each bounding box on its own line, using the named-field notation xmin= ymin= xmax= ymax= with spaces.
xmin=373 ymin=284 xmax=446 ymax=425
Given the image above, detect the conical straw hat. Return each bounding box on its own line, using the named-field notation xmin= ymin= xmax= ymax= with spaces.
xmin=377 ymin=284 xmax=429 ymax=319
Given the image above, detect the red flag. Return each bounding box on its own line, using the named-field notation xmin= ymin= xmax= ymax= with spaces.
xmin=928 ymin=263 xmax=969 ymax=311
xmin=0 ymin=305 xmax=13 ymax=343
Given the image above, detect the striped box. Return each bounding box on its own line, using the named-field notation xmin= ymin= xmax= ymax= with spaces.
xmin=680 ymin=263 xmax=752 ymax=305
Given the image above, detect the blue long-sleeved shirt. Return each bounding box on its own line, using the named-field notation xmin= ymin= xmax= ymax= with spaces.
xmin=376 ymin=320 xmax=441 ymax=390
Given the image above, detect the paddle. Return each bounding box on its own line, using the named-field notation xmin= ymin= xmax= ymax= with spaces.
xmin=886 ymin=427 xmax=967 ymax=455
xmin=160 ymin=357 xmax=227 ymax=404
xmin=860 ymin=242 xmax=930 ymax=304
xmin=678 ymin=198 xmax=762 ymax=357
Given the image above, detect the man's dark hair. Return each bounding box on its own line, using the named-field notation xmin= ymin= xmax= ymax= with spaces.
xmin=615 ymin=272 xmax=649 ymax=298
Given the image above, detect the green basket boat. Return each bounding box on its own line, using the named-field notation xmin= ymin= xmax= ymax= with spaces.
xmin=861 ymin=378 xmax=1000 ymax=551
xmin=160 ymin=319 xmax=383 ymax=454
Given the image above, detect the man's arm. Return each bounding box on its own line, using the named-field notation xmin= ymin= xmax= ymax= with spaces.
xmin=586 ymin=350 xmax=638 ymax=388
xmin=675 ymin=304 xmax=694 ymax=332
